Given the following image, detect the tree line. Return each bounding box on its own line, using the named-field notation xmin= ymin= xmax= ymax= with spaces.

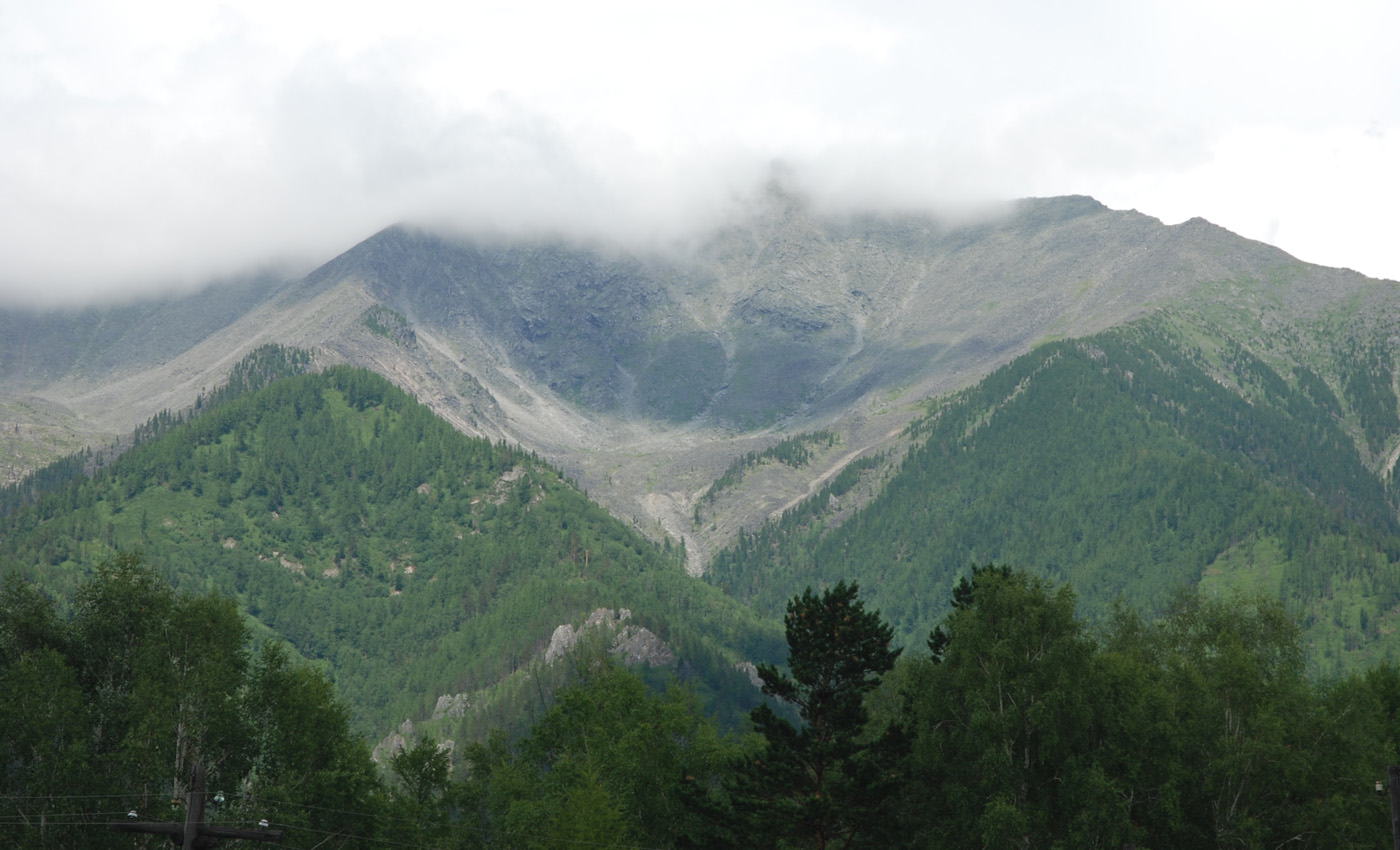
xmin=8 ymin=559 xmax=1397 ymax=849
xmin=464 ymin=568 xmax=1400 ymax=849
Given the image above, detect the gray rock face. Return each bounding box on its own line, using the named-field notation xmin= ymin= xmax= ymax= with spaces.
xmin=544 ymin=623 xmax=581 ymax=664
xmin=431 ymin=693 xmax=471 ymax=720
xmin=371 ymin=718 xmax=416 ymax=764
xmin=543 ymin=607 xmax=674 ymax=668
xmin=611 ymin=626 xmax=675 ymax=667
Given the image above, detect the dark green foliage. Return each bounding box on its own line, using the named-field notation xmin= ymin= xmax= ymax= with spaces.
xmin=11 ymin=558 xmax=1396 ymax=850
xmin=386 ymin=735 xmax=454 ymax=847
xmin=905 ymin=567 xmax=1117 ymax=848
xmin=897 ymin=566 xmax=1396 ymax=850
xmin=706 ymin=452 xmax=881 ymax=598
xmin=458 ymin=652 xmax=742 ymax=849
xmin=0 ymin=447 xmax=92 ymax=516
xmin=361 ymin=305 xmax=417 ymax=346
xmin=446 ymin=568 xmax=1400 ymax=849
xmin=708 ymin=318 xmax=1400 ymax=669
xmin=1337 ymin=338 xmax=1400 ymax=455
xmin=240 ymin=640 xmax=383 ymax=847
xmin=0 ymin=363 xmax=782 ymax=736
xmin=0 ymin=554 xmax=379 ymax=849
xmin=700 ymin=581 xmax=906 ymax=850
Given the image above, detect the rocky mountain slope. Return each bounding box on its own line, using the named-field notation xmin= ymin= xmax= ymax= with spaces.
xmin=1 ymin=188 xmax=1392 ymax=574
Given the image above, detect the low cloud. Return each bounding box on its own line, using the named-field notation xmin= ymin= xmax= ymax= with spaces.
xmin=1 ymin=1 xmax=1397 ymax=306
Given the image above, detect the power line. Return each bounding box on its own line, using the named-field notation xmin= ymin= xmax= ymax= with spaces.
xmin=245 ymin=795 xmax=669 ymax=850
xmin=0 ymin=811 xmax=133 ymax=822
xmin=6 ymin=789 xmax=673 ymax=850
xmin=0 ymin=793 xmax=164 ymax=800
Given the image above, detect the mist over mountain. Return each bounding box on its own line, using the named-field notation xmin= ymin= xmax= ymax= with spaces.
xmin=7 ymin=184 xmax=1400 ymax=762
xmin=1 ymin=189 xmax=1388 ymax=576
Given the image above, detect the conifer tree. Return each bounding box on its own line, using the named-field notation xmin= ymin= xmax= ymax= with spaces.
xmin=726 ymin=580 xmax=905 ymax=849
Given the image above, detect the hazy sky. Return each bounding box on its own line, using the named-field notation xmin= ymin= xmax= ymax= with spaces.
xmin=2 ymin=0 xmax=1397 ymax=305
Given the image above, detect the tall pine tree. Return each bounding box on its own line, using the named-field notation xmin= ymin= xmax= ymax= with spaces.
xmin=722 ymin=580 xmax=905 ymax=849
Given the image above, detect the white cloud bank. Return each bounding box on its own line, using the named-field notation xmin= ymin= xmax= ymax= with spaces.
xmin=1 ymin=0 xmax=1397 ymax=305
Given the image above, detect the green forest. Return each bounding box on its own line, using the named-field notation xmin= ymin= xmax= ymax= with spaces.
xmin=8 ymin=322 xmax=1400 ymax=848
xmin=6 ymin=561 xmax=1398 ymax=849
xmin=0 ymin=350 xmax=781 ymax=737
xmin=707 ymin=316 xmax=1400 ymax=673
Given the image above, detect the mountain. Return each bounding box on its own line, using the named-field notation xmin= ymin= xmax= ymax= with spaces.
xmin=8 ymin=186 xmax=1400 ymax=746
xmin=0 ymin=351 xmax=781 ymax=739
xmin=708 ymin=307 xmax=1400 ymax=673
xmin=2 ymin=188 xmax=1388 ymax=579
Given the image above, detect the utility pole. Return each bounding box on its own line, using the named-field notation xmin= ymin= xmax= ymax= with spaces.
xmin=109 ymin=762 xmax=283 ymax=848
xmin=1390 ymin=765 xmax=1400 ymax=850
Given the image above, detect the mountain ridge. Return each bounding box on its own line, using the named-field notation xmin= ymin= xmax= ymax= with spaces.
xmin=0 ymin=358 xmax=781 ymax=738
xmin=1 ymin=192 xmax=1395 ymax=573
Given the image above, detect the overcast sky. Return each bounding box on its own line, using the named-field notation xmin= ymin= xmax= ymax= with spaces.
xmin=2 ymin=0 xmax=1397 ymax=305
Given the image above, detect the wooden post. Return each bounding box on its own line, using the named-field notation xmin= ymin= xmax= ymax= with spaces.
xmin=108 ymin=762 xmax=283 ymax=847
xmin=182 ymin=762 xmax=207 ymax=850
xmin=1389 ymin=765 xmax=1400 ymax=850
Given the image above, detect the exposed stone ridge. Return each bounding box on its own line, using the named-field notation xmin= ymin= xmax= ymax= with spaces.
xmin=370 ymin=718 xmax=457 ymax=765
xmin=432 ymin=692 xmax=472 ymax=720
xmin=371 ymin=718 xmax=414 ymax=764
xmin=612 ymin=625 xmax=675 ymax=667
xmin=543 ymin=607 xmax=675 ymax=668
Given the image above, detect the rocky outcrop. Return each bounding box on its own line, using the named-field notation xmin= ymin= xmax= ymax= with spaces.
xmin=612 ymin=625 xmax=674 ymax=667
xmin=431 ymin=693 xmax=472 ymax=720
xmin=544 ymin=607 xmax=675 ymax=668
xmin=735 ymin=661 xmax=764 ymax=689
xmin=371 ymin=718 xmax=456 ymax=765
xmin=371 ymin=718 xmax=415 ymax=764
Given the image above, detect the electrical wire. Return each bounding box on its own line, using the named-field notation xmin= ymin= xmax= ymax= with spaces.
xmin=0 ymin=793 xmax=165 ymax=800
xmin=245 ymin=795 xmax=670 ymax=850
xmin=3 ymin=791 xmax=673 ymax=850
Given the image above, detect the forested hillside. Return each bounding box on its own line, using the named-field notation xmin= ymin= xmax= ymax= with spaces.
xmin=708 ymin=314 xmax=1400 ymax=672
xmin=0 ymin=350 xmax=782 ymax=737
